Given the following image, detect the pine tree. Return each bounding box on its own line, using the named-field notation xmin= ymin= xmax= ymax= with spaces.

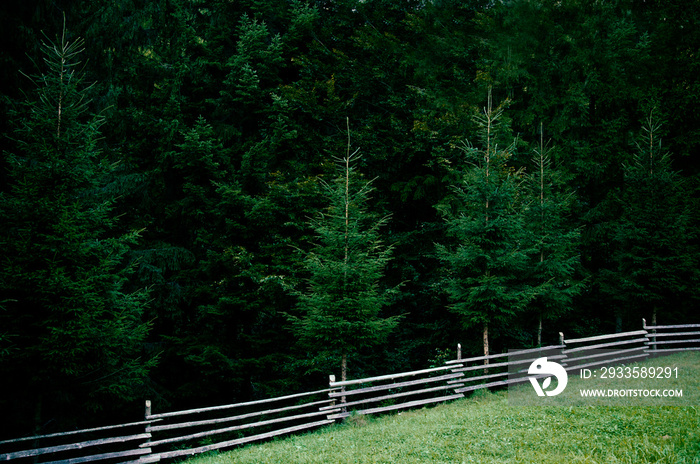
xmin=524 ymin=125 xmax=583 ymax=346
xmin=608 ymin=110 xmax=697 ymax=327
xmin=288 ymin=122 xmax=402 ymax=382
xmin=436 ymin=92 xmax=530 ymax=361
xmin=0 ymin=22 xmax=154 ymax=434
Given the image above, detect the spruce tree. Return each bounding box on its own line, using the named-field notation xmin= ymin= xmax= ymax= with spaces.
xmin=436 ymin=93 xmax=530 ymax=361
xmin=524 ymin=125 xmax=583 ymax=346
xmin=288 ymin=123 xmax=401 ymax=382
xmin=608 ymin=110 xmax=697 ymax=327
xmin=0 ymin=23 xmax=154 ymax=433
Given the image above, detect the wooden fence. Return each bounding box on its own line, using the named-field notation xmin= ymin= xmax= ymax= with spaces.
xmin=322 ymin=344 xmax=568 ymax=422
xmin=643 ymin=320 xmax=700 ymax=354
xmin=560 ymin=328 xmax=651 ymax=374
xmin=325 ymin=365 xmax=465 ymax=420
xmin=0 ymin=420 xmax=155 ymax=464
xmin=322 ymin=321 xmax=700 ymax=420
xmin=2 ymin=321 xmax=699 ymax=463
xmin=142 ymin=388 xmax=337 ymax=461
xmin=446 ymin=344 xmax=566 ymax=394
xmin=0 ymin=390 xmax=337 ymax=464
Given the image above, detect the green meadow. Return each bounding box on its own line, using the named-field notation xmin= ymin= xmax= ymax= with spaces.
xmin=186 ymin=352 xmax=700 ymax=464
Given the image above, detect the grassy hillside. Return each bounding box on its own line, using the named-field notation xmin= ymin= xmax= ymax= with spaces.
xmin=186 ymin=353 xmax=700 ymax=463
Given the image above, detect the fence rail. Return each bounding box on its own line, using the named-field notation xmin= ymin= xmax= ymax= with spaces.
xmin=2 ymin=321 xmax=699 ymax=463
xmin=562 ymin=328 xmax=651 ymax=374
xmin=447 ymin=345 xmax=566 ymax=394
xmin=326 ymin=364 xmax=464 ymax=420
xmin=0 ymin=420 xmax=156 ymax=464
xmin=644 ymin=320 xmax=700 ymax=354
xmin=143 ymin=388 xmax=337 ymax=461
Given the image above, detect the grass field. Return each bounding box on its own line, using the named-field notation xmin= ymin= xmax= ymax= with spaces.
xmin=186 ymin=352 xmax=700 ymax=463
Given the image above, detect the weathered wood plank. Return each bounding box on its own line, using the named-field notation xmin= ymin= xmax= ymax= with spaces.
xmin=144 ymin=409 xmax=339 ymax=448
xmin=131 ymin=455 xmax=161 ymax=464
xmin=564 ymin=330 xmax=647 ymax=345
xmin=444 ymin=352 xmax=509 ymax=365
xmin=562 ymin=337 xmax=649 ymax=354
xmin=444 ymin=345 xmax=565 ymax=365
xmin=147 ymin=399 xmax=333 ymax=433
xmin=329 ymin=365 xmax=455 ymax=388
xmin=448 ymin=354 xmax=567 ymax=374
xmin=146 ymin=389 xmax=332 ymax=420
xmin=448 ymin=360 xmax=511 ymax=373
xmin=328 ymin=372 xmax=463 ymax=398
xmin=651 ymin=331 xmax=700 ymax=338
xmin=0 ymin=422 xmax=158 ymax=446
xmin=1 ymin=434 xmax=150 ymax=460
xmin=563 ymin=353 xmax=649 ymax=373
xmin=454 ymin=376 xmax=529 ymax=394
xmin=157 ymin=420 xmax=335 ymax=459
xmin=503 ymin=353 xmax=568 ymax=365
xmin=644 ymin=324 xmax=700 ymax=330
xmin=646 ymin=338 xmax=700 ymax=346
xmin=563 ymin=346 xmax=648 ymax=365
xmin=455 ymin=379 xmax=505 ymax=394
xmin=38 ymin=448 xmax=151 ymax=464
xmin=320 ymin=384 xmax=463 ymax=411
xmin=452 ymin=371 xmax=509 ymax=384
xmin=328 ymin=394 xmax=464 ymax=420
xmin=652 ymin=347 xmax=700 ymax=352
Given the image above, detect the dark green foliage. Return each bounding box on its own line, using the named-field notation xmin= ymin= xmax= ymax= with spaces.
xmin=0 ymin=24 xmax=154 ymax=435
xmin=603 ymin=112 xmax=698 ymax=327
xmin=523 ymin=127 xmax=584 ymax=345
xmin=436 ymin=95 xmax=531 ymax=355
xmin=1 ymin=0 xmax=699 ymax=434
xmin=483 ymin=0 xmax=653 ymax=193
xmin=289 ymin=142 xmax=402 ymax=379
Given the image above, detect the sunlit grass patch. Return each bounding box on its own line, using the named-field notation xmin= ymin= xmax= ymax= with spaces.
xmin=186 ymin=352 xmax=700 ymax=464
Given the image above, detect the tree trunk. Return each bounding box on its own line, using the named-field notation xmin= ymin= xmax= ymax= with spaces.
xmin=651 ymin=307 xmax=657 ymax=350
xmin=341 ymin=352 xmax=347 ymax=382
xmin=537 ymin=311 xmax=543 ymax=347
xmin=341 ymin=352 xmax=347 ymax=407
xmin=483 ymin=322 xmax=489 ymax=374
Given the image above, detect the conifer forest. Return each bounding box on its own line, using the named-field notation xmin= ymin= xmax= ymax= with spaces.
xmin=1 ymin=0 xmax=699 ymax=437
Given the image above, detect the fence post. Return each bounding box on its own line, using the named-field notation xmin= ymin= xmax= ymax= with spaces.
xmin=327 ymin=375 xmax=338 ymax=419
xmin=457 ymin=343 xmax=461 ymax=361
xmin=643 ymin=317 xmax=656 ymax=351
xmin=142 ymin=400 xmax=152 ymax=463
xmin=328 ymin=375 xmax=336 ymax=406
xmin=559 ymin=333 xmax=566 ymax=366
